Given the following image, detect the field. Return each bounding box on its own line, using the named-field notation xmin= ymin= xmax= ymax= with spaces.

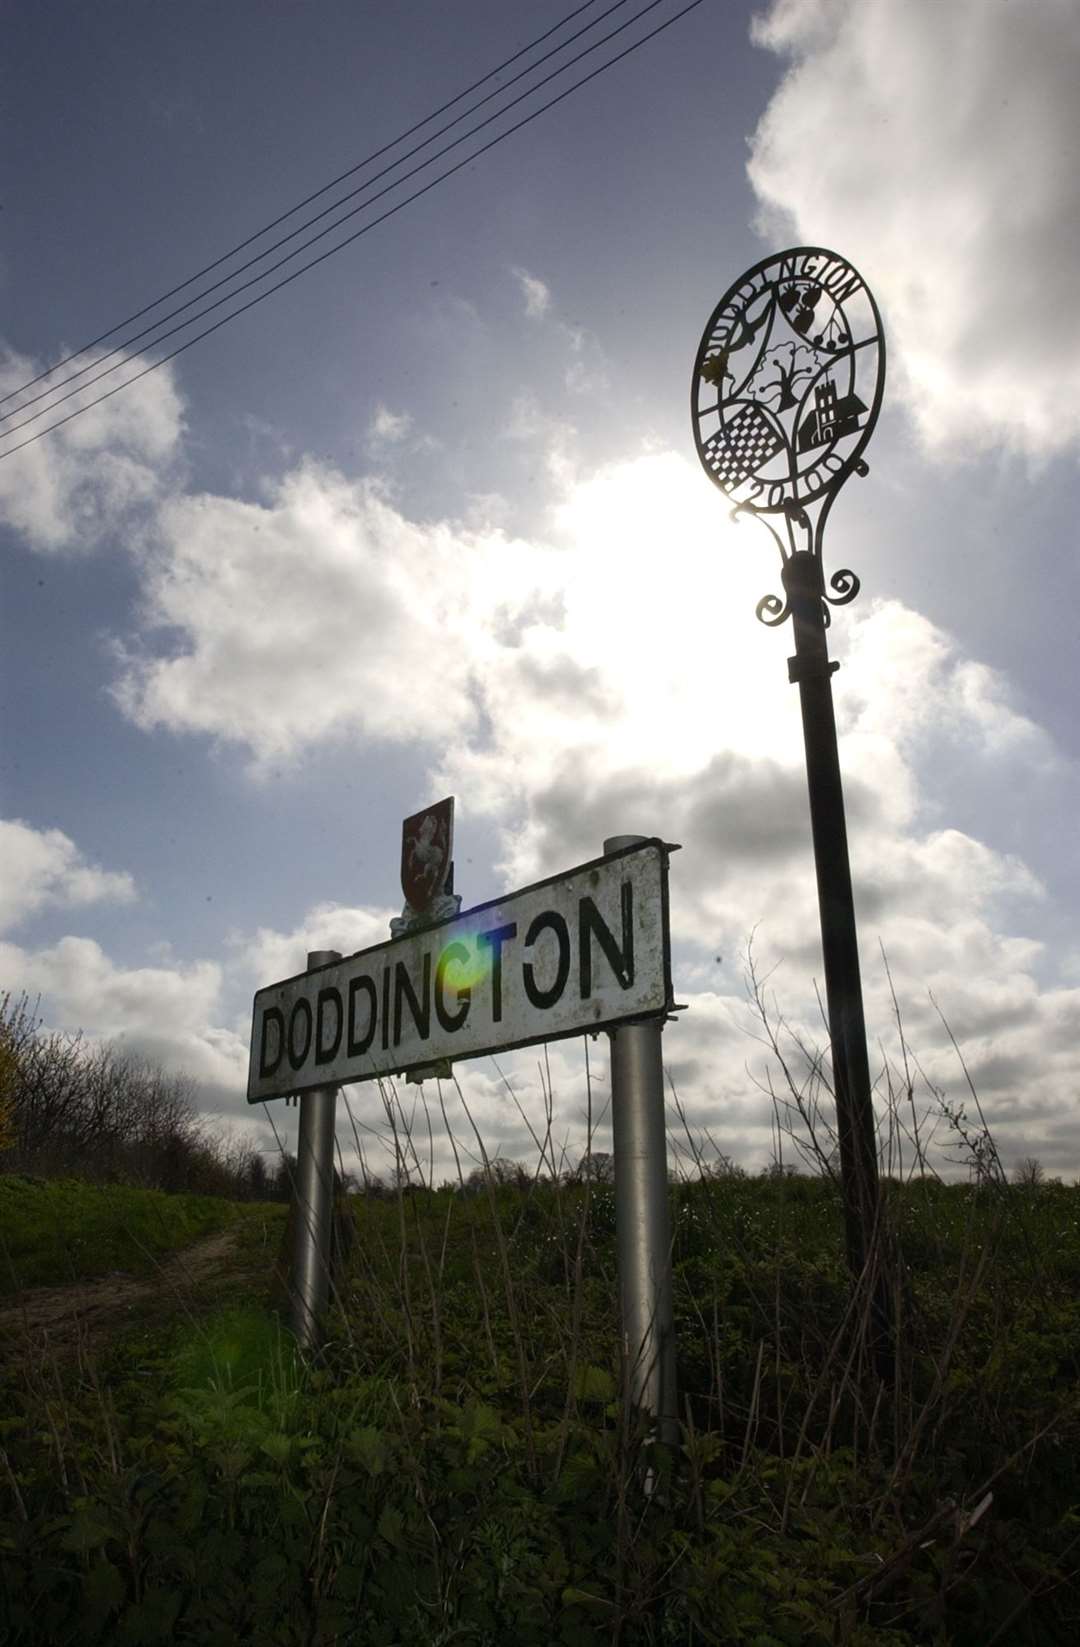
xmin=1 ymin=1169 xmax=1078 ymax=1645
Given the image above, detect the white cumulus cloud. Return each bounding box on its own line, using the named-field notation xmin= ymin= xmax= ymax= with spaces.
xmin=0 ymin=933 xmax=244 ymax=1097
xmin=231 ymin=901 xmax=397 ymax=994
xmin=111 ymin=463 xmax=556 ymax=766
xmin=0 ymin=819 xmax=137 ymax=935
xmin=0 ymin=347 xmax=185 ymax=551
xmin=747 ymin=0 xmax=1080 ymax=457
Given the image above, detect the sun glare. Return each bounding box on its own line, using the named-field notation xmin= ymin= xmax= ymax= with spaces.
xmin=545 ymin=451 xmax=802 ymax=774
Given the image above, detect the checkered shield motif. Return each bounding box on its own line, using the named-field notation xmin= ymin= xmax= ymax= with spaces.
xmin=701 ymin=402 xmax=783 ymax=489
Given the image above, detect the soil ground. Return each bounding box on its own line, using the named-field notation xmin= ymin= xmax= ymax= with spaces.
xmin=0 ymin=1224 xmax=273 ymax=1360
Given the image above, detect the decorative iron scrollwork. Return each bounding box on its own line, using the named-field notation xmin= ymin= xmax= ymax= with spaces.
xmin=756 ymin=592 xmax=790 ymax=628
xmin=826 ymin=568 xmax=861 ymax=607
xmin=732 ymin=501 xmax=789 ymax=563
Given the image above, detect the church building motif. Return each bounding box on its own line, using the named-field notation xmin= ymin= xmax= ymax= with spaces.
xmin=797 ymin=377 xmax=867 ymax=453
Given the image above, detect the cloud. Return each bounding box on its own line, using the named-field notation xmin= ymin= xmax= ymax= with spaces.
xmin=6 ymin=876 xmax=1078 ymax=1185
xmin=0 ymin=819 xmax=137 ymax=935
xmin=838 ymin=601 xmax=1057 ymax=777
xmin=367 ymin=404 xmax=412 ymax=446
xmin=111 ymin=463 xmax=557 ymax=766
xmin=87 ymin=428 xmax=1080 ymax=1177
xmin=107 ymin=440 xmax=1062 ymax=929
xmin=504 ymin=393 xmax=581 ymax=491
xmin=654 ymin=954 xmax=1080 ymax=1183
xmin=426 ymin=452 xmax=1054 ymax=890
xmin=0 ymin=887 xmax=397 ymax=1124
xmin=418 ymin=446 xmax=1080 ymax=1173
xmin=512 ymin=266 xmax=551 ymax=319
xmin=0 ymin=823 xmax=247 ymax=1122
xmin=0 ymin=346 xmax=185 ymax=551
xmin=747 ymin=0 xmax=1080 ymax=457
xmin=0 ymin=889 xmax=617 ymax=1185
xmin=230 ymin=901 xmax=397 ymax=993
xmin=506 ymin=267 xmax=608 ymax=392
xmin=562 ymin=324 xmax=609 ymax=398
xmin=0 ymin=933 xmax=243 ymax=1098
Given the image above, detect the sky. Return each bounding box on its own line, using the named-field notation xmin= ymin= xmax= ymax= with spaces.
xmin=3 ymin=0 xmax=1080 ymax=1186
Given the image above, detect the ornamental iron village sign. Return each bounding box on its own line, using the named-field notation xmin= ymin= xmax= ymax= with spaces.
xmin=691 ymin=246 xmax=884 ymax=545
xmin=691 ymin=248 xmax=890 ymax=1371
xmin=247 ymin=838 xmax=674 ymax=1104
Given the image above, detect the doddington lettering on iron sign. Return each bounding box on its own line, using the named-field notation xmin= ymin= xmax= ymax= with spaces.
xmin=247 ymin=839 xmax=674 ymax=1103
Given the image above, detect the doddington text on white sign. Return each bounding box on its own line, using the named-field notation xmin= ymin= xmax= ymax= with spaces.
xmin=248 ymin=839 xmax=674 ymax=1102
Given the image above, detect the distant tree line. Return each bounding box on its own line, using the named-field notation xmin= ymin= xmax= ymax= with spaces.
xmin=0 ymin=991 xmax=279 ymax=1201
xmin=0 ymin=989 xmax=623 ymax=1205
xmin=4 ymin=990 xmax=1063 ymax=1203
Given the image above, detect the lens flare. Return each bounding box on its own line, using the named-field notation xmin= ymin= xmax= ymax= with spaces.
xmin=437 ymin=927 xmax=493 ymax=993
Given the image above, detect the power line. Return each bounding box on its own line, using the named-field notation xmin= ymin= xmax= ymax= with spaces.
xmin=5 ymin=0 xmax=671 ymax=443
xmin=0 ymin=0 xmax=637 ymax=429
xmin=0 ymin=0 xmax=610 ymax=413
xmin=3 ymin=0 xmax=682 ymax=444
xmin=0 ymin=0 xmax=707 ymax=462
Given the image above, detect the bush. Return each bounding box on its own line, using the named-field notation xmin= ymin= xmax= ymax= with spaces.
xmin=0 ymin=991 xmax=263 ymax=1199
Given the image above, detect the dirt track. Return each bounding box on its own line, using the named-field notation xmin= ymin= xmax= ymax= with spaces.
xmin=0 ymin=1227 xmax=256 ymax=1359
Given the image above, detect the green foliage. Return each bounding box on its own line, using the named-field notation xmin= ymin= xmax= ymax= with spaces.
xmin=0 ymin=1174 xmax=244 ymax=1293
xmin=1 ymin=1176 xmax=1079 ymax=1644
xmin=168 ymin=1305 xmax=308 ymax=1443
xmin=0 ymin=989 xmax=271 ymax=1198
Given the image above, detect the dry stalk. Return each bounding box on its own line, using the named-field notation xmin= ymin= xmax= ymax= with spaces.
xmin=737 ymin=1341 xmax=766 ymax=1479
xmin=339 ymin=1092 xmax=416 ymax=1364
xmin=0 ymin=1443 xmax=28 ymax=1521
xmin=779 ymin=1255 xmax=880 ymax=1533
xmin=554 ymin=1038 xmax=598 ymax=1482
xmin=407 ymin=1182 xmax=444 ymax=1396
xmin=469 ymin=1226 xmax=499 ymax=1380
xmin=381 ymin=1087 xmax=419 ymax=1392
xmin=451 ymin=1074 xmax=537 ymax=1477
xmin=879 ymin=1237 xmax=993 ymax=1517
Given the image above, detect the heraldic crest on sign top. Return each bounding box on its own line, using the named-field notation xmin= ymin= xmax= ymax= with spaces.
xmin=399 ymin=796 xmax=455 ymax=920
xmin=691 ymin=247 xmax=885 ymax=525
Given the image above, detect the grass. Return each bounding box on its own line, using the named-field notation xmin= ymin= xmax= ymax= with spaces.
xmin=0 ymin=1173 xmax=255 ymax=1294
xmin=1 ymin=1159 xmax=1079 ymax=1645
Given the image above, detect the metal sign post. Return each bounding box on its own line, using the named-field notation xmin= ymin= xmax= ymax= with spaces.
xmin=249 ymin=822 xmax=682 ymax=1391
xmin=291 ymin=947 xmax=341 ymax=1348
xmin=782 ymin=555 xmax=879 ymax=1277
xmin=606 ymin=836 xmax=678 ymax=1455
xmin=690 ymin=248 xmax=890 ymax=1365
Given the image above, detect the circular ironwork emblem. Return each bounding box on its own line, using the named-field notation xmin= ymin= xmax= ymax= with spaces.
xmin=691 ymin=247 xmax=884 ymax=517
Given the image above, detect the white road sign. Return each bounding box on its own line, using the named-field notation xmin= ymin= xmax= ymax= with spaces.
xmin=248 ymin=839 xmax=674 ymax=1102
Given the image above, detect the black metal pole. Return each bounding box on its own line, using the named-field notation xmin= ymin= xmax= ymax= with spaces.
xmin=781 ymin=552 xmax=880 ymax=1285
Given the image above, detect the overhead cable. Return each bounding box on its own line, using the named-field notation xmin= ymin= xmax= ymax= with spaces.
xmin=0 ymin=0 xmax=612 ymax=413
xmin=0 ymin=0 xmax=707 ymax=461
xmin=1 ymin=0 xmax=661 ymax=439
